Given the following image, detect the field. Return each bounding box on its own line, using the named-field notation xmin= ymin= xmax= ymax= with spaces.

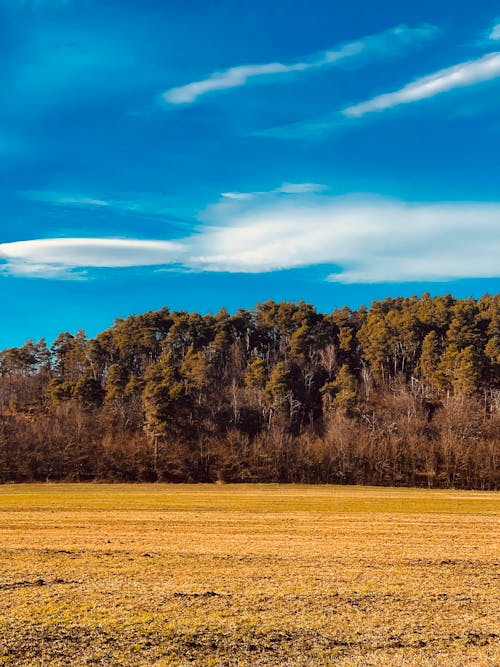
xmin=0 ymin=484 xmax=498 ymax=666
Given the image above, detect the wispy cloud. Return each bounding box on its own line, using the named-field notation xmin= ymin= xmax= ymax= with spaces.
xmin=275 ymin=183 xmax=327 ymax=194
xmin=487 ymin=18 xmax=500 ymax=41
xmin=254 ymin=113 xmax=349 ymax=139
xmin=165 ymin=62 xmax=308 ymax=104
xmin=343 ymin=52 xmax=500 ymax=117
xmin=490 ymin=25 xmax=500 ymax=40
xmin=221 ymin=182 xmax=327 ymax=200
xmin=260 ymin=50 xmax=500 ymax=138
xmin=163 ymin=24 xmax=438 ymax=104
xmin=23 ymin=190 xmax=195 ymax=228
xmin=0 ymin=260 xmax=85 ymax=280
xmin=1 ymin=194 xmax=499 ymax=283
xmin=53 ymin=196 xmax=110 ymax=208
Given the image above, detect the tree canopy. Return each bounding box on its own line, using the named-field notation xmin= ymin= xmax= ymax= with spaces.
xmin=0 ymin=294 xmax=498 ymax=488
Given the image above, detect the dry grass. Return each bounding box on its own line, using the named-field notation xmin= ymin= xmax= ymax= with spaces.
xmin=0 ymin=483 xmax=498 ymax=666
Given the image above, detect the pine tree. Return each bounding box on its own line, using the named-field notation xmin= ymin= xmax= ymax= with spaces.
xmin=434 ymin=344 xmax=459 ymax=392
xmin=321 ymin=364 xmax=357 ymax=413
xmin=290 ymin=322 xmax=311 ymax=361
xmin=104 ymin=364 xmax=128 ymax=403
xmin=419 ymin=331 xmax=441 ymax=388
xmin=264 ymin=362 xmax=292 ymax=416
xmin=452 ymin=346 xmax=480 ymax=396
xmin=72 ymin=376 xmax=105 ymax=407
xmin=244 ymin=358 xmax=267 ymax=389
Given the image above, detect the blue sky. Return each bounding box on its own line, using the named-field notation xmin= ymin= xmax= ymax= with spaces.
xmin=1 ymin=0 xmax=499 ymax=348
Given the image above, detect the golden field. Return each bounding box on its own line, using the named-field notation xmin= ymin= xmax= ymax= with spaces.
xmin=0 ymin=484 xmax=498 ymax=666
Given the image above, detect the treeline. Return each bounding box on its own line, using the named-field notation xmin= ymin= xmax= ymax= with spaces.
xmin=0 ymin=293 xmax=498 ymax=488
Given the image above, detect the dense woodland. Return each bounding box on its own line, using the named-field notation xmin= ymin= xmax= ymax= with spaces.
xmin=0 ymin=293 xmax=498 ymax=488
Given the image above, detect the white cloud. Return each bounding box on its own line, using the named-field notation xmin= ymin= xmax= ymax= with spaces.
xmin=343 ymin=52 xmax=500 ymax=117
xmin=24 ymin=190 xmax=111 ymax=209
xmin=56 ymin=196 xmax=110 ymax=207
xmin=275 ymin=183 xmax=327 ymax=194
xmin=221 ymin=182 xmax=327 ymax=200
xmin=163 ymin=24 xmax=438 ymax=104
xmin=164 ymin=63 xmax=308 ymax=104
xmin=2 ymin=196 xmax=498 ymax=283
xmin=220 ymin=192 xmax=255 ymax=201
xmin=187 ymin=197 xmax=500 ymax=281
xmin=0 ymin=260 xmax=85 ymax=280
xmin=0 ymin=238 xmax=184 ymax=278
xmin=489 ymin=21 xmax=500 ymax=41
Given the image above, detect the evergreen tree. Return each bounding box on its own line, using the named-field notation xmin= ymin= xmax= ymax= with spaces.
xmin=419 ymin=331 xmax=441 ymax=388
xmin=244 ymin=358 xmax=267 ymax=389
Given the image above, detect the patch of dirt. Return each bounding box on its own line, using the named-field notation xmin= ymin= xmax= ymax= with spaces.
xmin=173 ymin=591 xmax=228 ymax=598
xmin=0 ymin=577 xmax=81 ymax=590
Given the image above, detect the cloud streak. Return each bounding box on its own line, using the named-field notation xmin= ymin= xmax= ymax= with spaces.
xmin=22 ymin=190 xmax=196 ymax=229
xmin=163 ymin=24 xmax=438 ymax=104
xmin=1 ymin=195 xmax=499 ymax=283
xmin=343 ymin=52 xmax=500 ymax=117
xmin=489 ymin=20 xmax=500 ymax=41
xmin=221 ymin=182 xmax=327 ymax=200
xmin=0 ymin=238 xmax=184 ymax=278
xmin=260 ymin=50 xmax=500 ymax=137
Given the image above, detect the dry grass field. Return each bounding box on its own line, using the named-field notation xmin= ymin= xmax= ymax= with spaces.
xmin=0 ymin=484 xmax=498 ymax=666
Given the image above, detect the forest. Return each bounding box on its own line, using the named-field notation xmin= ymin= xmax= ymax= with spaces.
xmin=0 ymin=293 xmax=498 ymax=488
